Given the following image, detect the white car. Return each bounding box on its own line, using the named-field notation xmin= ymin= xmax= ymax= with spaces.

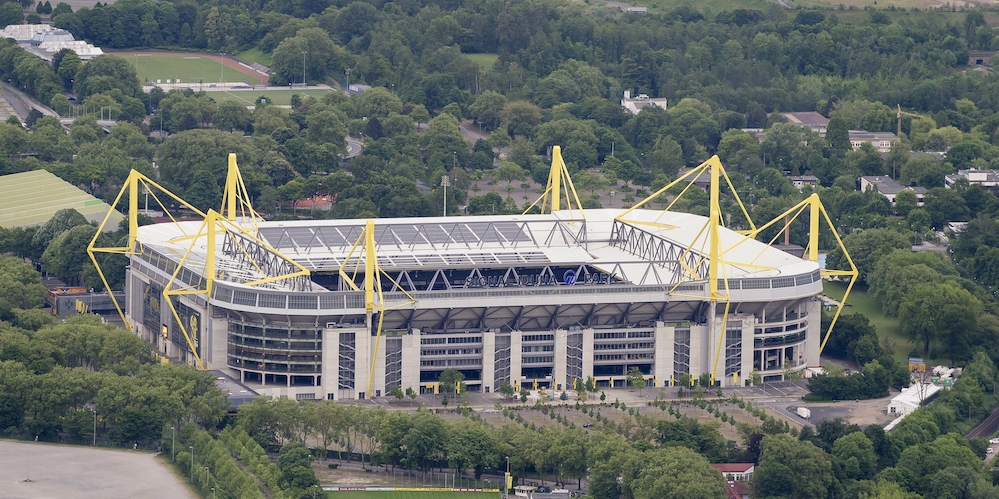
xmin=988 ymin=448 xmax=995 ymax=454
xmin=990 ymin=438 xmax=999 ymax=444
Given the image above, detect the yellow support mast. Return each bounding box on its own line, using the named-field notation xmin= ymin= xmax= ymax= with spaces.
xmin=337 ymin=220 xmax=415 ymax=398
xmin=88 ymin=170 xmax=208 ymax=330
xmin=737 ymin=194 xmax=859 ymax=354
xmin=523 ymin=145 xmax=586 ymax=217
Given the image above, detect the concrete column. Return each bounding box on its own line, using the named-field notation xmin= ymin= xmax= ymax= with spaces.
xmin=739 ymin=317 xmax=754 ymax=387
xmin=482 ymin=331 xmax=496 ymax=392
xmin=553 ymin=329 xmax=567 ymax=390
xmin=322 ymin=328 xmax=337 ymax=399
xmin=510 ymin=330 xmax=523 ymax=391
xmin=690 ymin=323 xmax=708 ymax=382
xmin=804 ymin=300 xmax=821 ymax=367
xmin=354 ymin=326 xmax=371 ymax=399
xmin=401 ymin=332 xmax=420 ymax=393
xmin=582 ymin=328 xmax=594 ymax=381
xmin=209 ymin=315 xmax=228 ymax=371
xmin=654 ymin=321 xmax=673 ymax=388
xmin=369 ymin=333 xmax=386 ymax=398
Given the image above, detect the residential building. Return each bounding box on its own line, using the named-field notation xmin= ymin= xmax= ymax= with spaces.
xmin=850 ymin=131 xmax=899 ymax=153
xmin=621 ymin=90 xmax=667 ymax=115
xmin=945 ymin=169 xmax=999 ymax=188
xmin=790 ymin=175 xmax=819 ymax=190
xmin=779 ymin=112 xmax=829 ymax=134
xmin=859 ymin=176 xmax=927 ymax=205
xmin=711 ymin=463 xmax=755 ymax=482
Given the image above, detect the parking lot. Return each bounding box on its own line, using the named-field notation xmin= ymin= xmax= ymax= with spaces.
xmin=0 ymin=440 xmax=195 ymax=499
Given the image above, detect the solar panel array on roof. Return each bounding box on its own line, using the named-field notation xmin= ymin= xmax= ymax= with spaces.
xmin=259 ymin=220 xmax=541 ymax=252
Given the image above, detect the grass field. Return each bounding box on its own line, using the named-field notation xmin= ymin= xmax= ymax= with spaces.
xmin=204 ymin=89 xmax=333 ymax=106
xmin=234 ymin=48 xmax=274 ymax=68
xmin=821 ymin=281 xmax=946 ymax=365
xmin=464 ymin=53 xmax=499 ymax=70
xmin=325 ymin=492 xmax=499 ymax=499
xmin=128 ymin=53 xmax=267 ymax=86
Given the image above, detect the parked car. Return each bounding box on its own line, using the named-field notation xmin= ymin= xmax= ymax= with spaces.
xmin=989 ymin=438 xmax=999 ymax=444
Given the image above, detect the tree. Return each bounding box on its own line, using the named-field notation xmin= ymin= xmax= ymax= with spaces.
xmin=626 ymin=367 xmax=646 ymax=396
xmin=0 ymin=255 xmax=47 ymax=310
xmin=832 ymin=432 xmax=877 ymax=483
xmin=31 ymin=208 xmax=89 ymax=256
xmin=390 ymin=385 xmax=404 ymax=400
xmin=894 ymin=190 xmax=917 ymax=217
xmin=500 ymin=100 xmax=542 ymax=137
xmin=438 ymin=368 xmax=464 ymax=398
xmin=625 ymin=446 xmax=726 ymax=499
xmin=898 ymin=281 xmax=981 ymax=359
xmin=41 ymin=224 xmax=97 ymax=285
xmin=825 ymin=228 xmax=910 ymax=283
xmin=74 ymin=55 xmax=140 ymax=100
xmin=214 ymin=100 xmax=252 ymax=133
xmin=753 ymin=434 xmax=835 ymax=499
xmin=827 ymin=116 xmax=851 ymax=151
xmin=270 ymin=28 xmax=345 ymax=86
xmin=277 ymin=441 xmax=319 ymax=490
xmin=0 ymin=3 xmax=23 ymax=28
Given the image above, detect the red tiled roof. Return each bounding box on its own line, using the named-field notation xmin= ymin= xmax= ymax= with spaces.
xmin=711 ymin=463 xmax=754 ymax=473
xmin=725 ymin=480 xmax=751 ymax=499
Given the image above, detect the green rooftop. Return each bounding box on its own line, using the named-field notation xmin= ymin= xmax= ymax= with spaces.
xmin=0 ymin=169 xmax=124 ymax=229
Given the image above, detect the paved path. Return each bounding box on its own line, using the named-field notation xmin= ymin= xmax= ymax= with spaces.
xmin=0 ymin=440 xmax=195 ymax=499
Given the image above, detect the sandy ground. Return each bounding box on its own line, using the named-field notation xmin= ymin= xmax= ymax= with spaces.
xmin=0 ymin=440 xmax=196 ymax=499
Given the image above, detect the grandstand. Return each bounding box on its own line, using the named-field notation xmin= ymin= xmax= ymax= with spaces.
xmin=92 ymin=149 xmax=855 ymax=400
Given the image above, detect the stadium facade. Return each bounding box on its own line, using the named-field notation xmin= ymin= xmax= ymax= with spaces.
xmin=94 ymin=151 xmax=854 ymax=400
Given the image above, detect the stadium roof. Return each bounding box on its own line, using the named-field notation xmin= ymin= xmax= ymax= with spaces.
xmin=136 ymin=208 xmax=819 ymax=290
xmin=0 ymin=169 xmax=124 ymax=229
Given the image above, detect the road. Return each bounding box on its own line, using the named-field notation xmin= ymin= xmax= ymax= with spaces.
xmin=345 ymin=136 xmax=364 ymax=158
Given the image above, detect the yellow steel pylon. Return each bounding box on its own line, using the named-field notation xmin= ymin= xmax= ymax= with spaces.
xmin=337 ymin=220 xmax=415 ymax=397
xmin=87 ymin=170 xmax=208 ymax=330
xmin=523 ymin=145 xmax=586 ymax=218
xmin=161 ymin=209 xmax=312 ymax=369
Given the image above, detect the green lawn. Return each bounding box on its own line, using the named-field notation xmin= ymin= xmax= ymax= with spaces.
xmin=326 ymin=492 xmax=499 ymax=499
xmin=234 ymin=47 xmax=273 ymax=67
xmin=822 ymin=281 xmax=945 ymax=365
xmin=128 ymin=53 xmax=267 ymax=86
xmin=204 ymin=89 xmax=333 ymax=106
xmin=464 ymin=53 xmax=499 ymax=70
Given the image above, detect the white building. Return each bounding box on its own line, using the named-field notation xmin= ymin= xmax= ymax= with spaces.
xmin=945 ymin=169 xmax=999 ymax=188
xmin=621 ymin=90 xmax=667 ymax=115
xmin=859 ymin=176 xmax=927 ymax=205
xmin=0 ymin=24 xmax=103 ymax=61
xmin=887 ymin=383 xmax=942 ymax=416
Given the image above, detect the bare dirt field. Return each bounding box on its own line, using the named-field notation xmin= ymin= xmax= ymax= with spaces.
xmin=0 ymin=440 xmax=195 ymax=499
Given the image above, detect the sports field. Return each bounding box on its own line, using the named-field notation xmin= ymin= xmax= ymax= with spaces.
xmin=326 ymin=492 xmax=498 ymax=499
xmin=203 ymin=89 xmax=333 ymax=106
xmin=113 ymin=51 xmax=267 ymax=86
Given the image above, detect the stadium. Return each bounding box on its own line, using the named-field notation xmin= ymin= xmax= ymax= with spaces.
xmin=90 ymin=148 xmax=855 ymax=400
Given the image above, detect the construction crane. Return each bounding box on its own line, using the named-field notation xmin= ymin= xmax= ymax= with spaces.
xmin=897 ymin=104 xmax=922 ymax=137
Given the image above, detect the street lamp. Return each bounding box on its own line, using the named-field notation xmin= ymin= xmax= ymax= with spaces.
xmin=205 ymin=466 xmax=210 ymax=485
xmin=441 ymin=175 xmax=450 ymax=217
xmin=92 ymin=409 xmax=97 ymax=446
xmin=302 ymin=51 xmax=308 ymax=88
xmin=172 ymin=427 xmax=176 ymax=462
xmin=345 ymin=69 xmax=350 ymax=93
xmin=212 ymin=487 xmax=216 ymax=499
xmin=189 ymin=446 xmax=194 ymax=481
xmin=220 ymin=53 xmax=225 ymax=85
